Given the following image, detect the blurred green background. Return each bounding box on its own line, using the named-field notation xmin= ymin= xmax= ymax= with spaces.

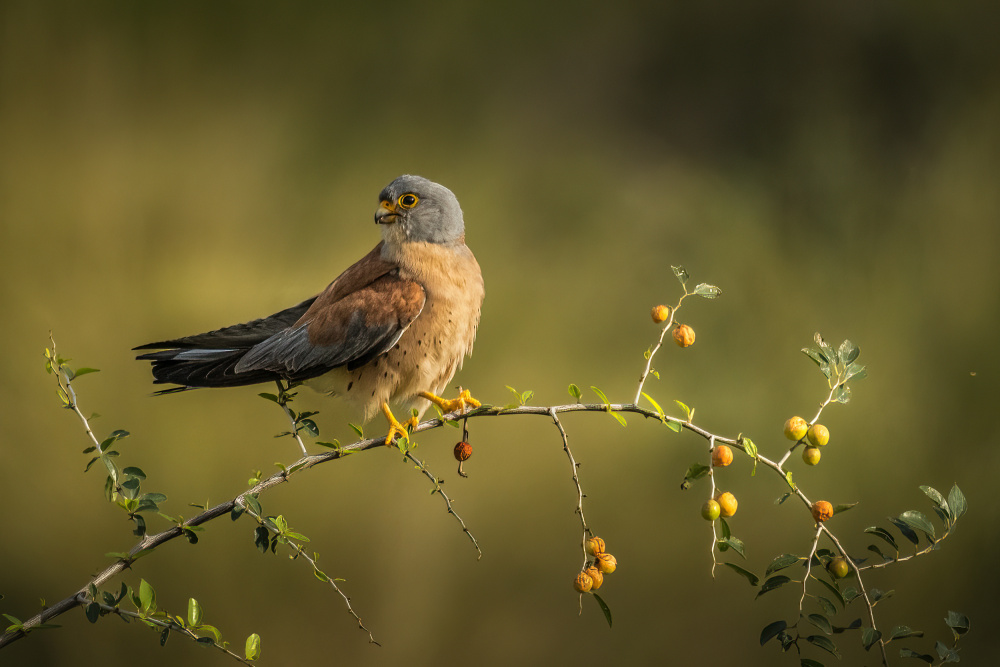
xmin=2 ymin=2 xmax=998 ymax=665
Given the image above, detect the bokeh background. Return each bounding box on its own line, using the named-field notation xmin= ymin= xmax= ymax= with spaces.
xmin=2 ymin=2 xmax=998 ymax=665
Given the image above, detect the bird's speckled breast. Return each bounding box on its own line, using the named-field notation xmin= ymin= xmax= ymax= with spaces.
xmin=308 ymin=240 xmax=484 ymax=420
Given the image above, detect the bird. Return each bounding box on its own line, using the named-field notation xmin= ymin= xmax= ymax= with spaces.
xmin=135 ymin=174 xmax=485 ymax=449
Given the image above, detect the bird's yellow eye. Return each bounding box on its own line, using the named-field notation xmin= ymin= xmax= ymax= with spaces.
xmin=398 ymin=193 xmax=419 ymax=209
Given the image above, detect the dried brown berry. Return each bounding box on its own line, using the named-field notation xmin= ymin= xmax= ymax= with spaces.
xmin=651 ymin=305 xmax=670 ymax=323
xmin=596 ymin=553 xmax=617 ymax=574
xmin=673 ymin=324 xmax=696 ymax=348
xmin=712 ymin=445 xmax=734 ymax=468
xmin=454 ymin=441 xmax=472 ymax=461
xmin=584 ymin=566 xmax=604 ymax=590
xmin=586 ymin=536 xmax=606 ymax=557
xmin=811 ymin=500 xmax=834 ymax=523
xmin=573 ymin=571 xmax=594 ymax=593
xmin=784 ymin=416 xmax=808 ymax=441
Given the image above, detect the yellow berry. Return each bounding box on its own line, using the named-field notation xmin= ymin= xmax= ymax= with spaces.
xmin=585 ymin=566 xmax=604 ymax=590
xmin=807 ymin=424 xmax=830 ymax=447
xmin=827 ymin=556 xmax=850 ymax=579
xmin=673 ymin=324 xmax=696 ymax=348
xmin=702 ymin=499 xmax=721 ymax=521
xmin=802 ymin=446 xmax=821 ymax=466
xmin=784 ymin=416 xmax=808 ymax=441
xmin=586 ymin=536 xmax=606 ymax=557
xmin=596 ymin=553 xmax=617 ymax=574
xmin=712 ymin=445 xmax=734 ymax=467
xmin=651 ymin=305 xmax=670 ymax=323
xmin=811 ymin=500 xmax=834 ymax=523
xmin=716 ymin=491 xmax=738 ymax=517
xmin=574 ymin=571 xmax=593 ymax=593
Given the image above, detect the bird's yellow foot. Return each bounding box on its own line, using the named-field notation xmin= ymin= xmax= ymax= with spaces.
xmin=419 ymin=388 xmax=482 ymax=415
xmin=381 ymin=402 xmax=419 ymax=445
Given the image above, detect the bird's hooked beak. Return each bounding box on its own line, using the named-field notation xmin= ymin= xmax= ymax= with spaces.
xmin=375 ymin=200 xmax=399 ymax=225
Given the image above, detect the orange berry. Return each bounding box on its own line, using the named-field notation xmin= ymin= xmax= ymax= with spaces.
xmin=802 ymin=446 xmax=821 ymax=466
xmin=811 ymin=500 xmax=834 ymax=523
xmin=673 ymin=324 xmax=696 ymax=348
xmin=651 ymin=305 xmax=671 ymax=323
xmin=453 ymin=441 xmax=472 ymax=461
xmin=827 ymin=556 xmax=850 ymax=579
xmin=586 ymin=536 xmax=606 ymax=557
xmin=584 ymin=566 xmax=604 ymax=590
xmin=716 ymin=491 xmax=738 ymax=517
xmin=574 ymin=571 xmax=593 ymax=593
xmin=807 ymin=424 xmax=830 ymax=447
xmin=596 ymin=553 xmax=617 ymax=574
xmin=711 ymin=445 xmax=734 ymax=467
xmin=702 ymin=499 xmax=721 ymax=521
xmin=784 ymin=416 xmax=808 ymax=441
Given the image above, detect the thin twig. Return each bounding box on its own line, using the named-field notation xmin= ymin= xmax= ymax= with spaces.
xmin=85 ymin=597 xmax=253 ymax=664
xmin=403 ymin=451 xmax=482 ymax=559
xmin=236 ymin=499 xmax=380 ymax=645
xmin=799 ymin=525 xmax=823 ymax=614
xmin=275 ymin=380 xmax=309 ymax=457
xmin=548 ymin=408 xmax=590 ymax=570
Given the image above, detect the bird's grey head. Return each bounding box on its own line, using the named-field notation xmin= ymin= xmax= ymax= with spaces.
xmin=374 ymin=175 xmax=465 ymax=245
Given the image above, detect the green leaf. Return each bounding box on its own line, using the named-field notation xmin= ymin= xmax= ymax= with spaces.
xmin=784 ymin=470 xmax=796 ymax=490
xmin=815 ymin=577 xmax=846 ymax=608
xmin=947 ymin=484 xmax=967 ymax=522
xmin=609 ymin=411 xmax=627 ymax=427
xmin=845 ymin=363 xmax=867 ymax=382
xmin=862 ymin=627 xmax=882 ymax=651
xmin=838 ymin=339 xmax=860 ymax=365
xmin=674 ymin=399 xmax=692 ymax=422
xmin=83 ymin=603 xmax=99 ymax=624
xmin=313 ymin=569 xmax=329 ymax=582
xmin=756 ymin=575 xmax=791 ymax=599
xmin=592 ymin=593 xmax=613 ymax=628
xmin=198 ymin=623 xmax=223 ymax=644
xmin=245 ymin=633 xmax=262 ymax=661
xmin=898 ymin=510 xmax=936 ymax=540
xmin=671 ymin=265 xmax=689 ymax=287
xmin=187 ymin=598 xmax=203 ymax=627
xmin=816 ymin=596 xmax=837 ymax=616
xmin=919 ymin=485 xmax=950 ymax=516
xmin=348 ymin=423 xmax=364 ymax=438
xmin=889 ymin=626 xmax=924 ymax=641
xmin=724 ymin=563 xmax=759 ymax=586
xmin=888 ymin=517 xmax=920 ymax=545
xmin=899 ymin=648 xmax=934 ymax=662
xmin=935 ymin=641 xmax=960 ymax=663
xmin=692 ymin=283 xmax=722 ymax=298
xmin=808 ymin=613 xmax=833 ymax=635
xmin=833 ymin=502 xmax=858 ymax=515
xmin=138 ymin=579 xmax=156 ymax=614
xmin=760 ymin=620 xmax=787 ymax=646
xmin=832 ymin=384 xmax=851 ymax=404
xmin=865 ymin=526 xmax=899 ymax=551
xmin=720 ymin=536 xmax=745 ymax=559
xmin=568 ymin=383 xmax=582 ymax=402
xmin=800 ymin=660 xmax=825 ymax=667
xmin=679 ymin=463 xmax=711 ymax=490
xmin=641 ymin=392 xmax=666 ymax=423
xmin=299 ymin=418 xmax=319 ymax=437
xmin=591 ymin=386 xmax=611 ymax=405
xmin=806 ymin=635 xmax=841 ymax=658
xmin=944 ymin=610 xmax=970 ymax=641
xmin=765 ymin=553 xmax=801 ymax=577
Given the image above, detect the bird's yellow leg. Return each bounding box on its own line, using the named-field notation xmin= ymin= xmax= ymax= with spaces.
xmin=381 ymin=402 xmax=418 ymax=445
xmin=419 ymin=388 xmax=482 ymax=415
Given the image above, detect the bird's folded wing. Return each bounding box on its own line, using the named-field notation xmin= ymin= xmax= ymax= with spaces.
xmin=234 ymin=261 xmax=426 ymax=377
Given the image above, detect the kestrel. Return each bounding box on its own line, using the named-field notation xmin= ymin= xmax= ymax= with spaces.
xmin=135 ymin=175 xmax=485 ymax=447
